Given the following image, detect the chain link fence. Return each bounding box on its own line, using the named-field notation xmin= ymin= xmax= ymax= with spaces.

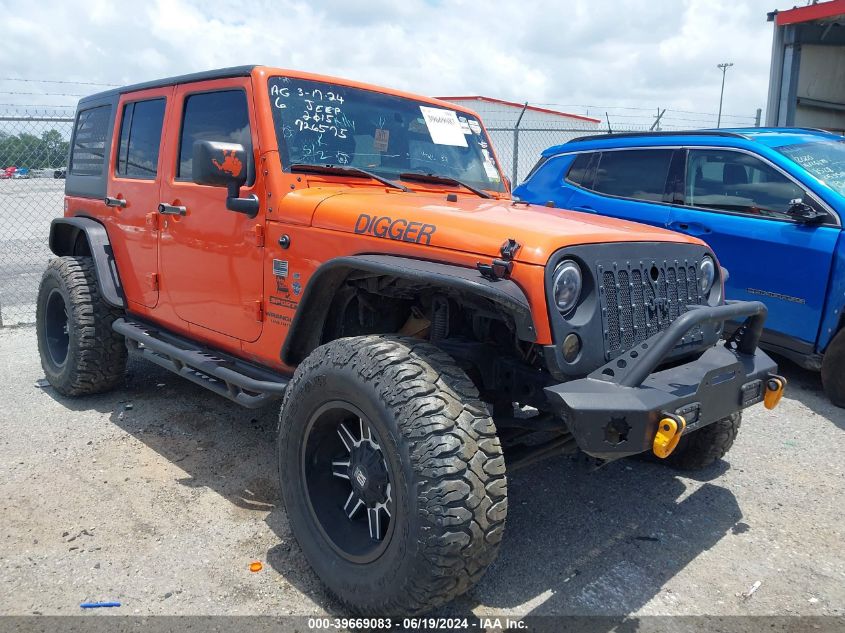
xmin=486 ymin=123 xmax=618 ymax=184
xmin=487 ymin=121 xmax=722 ymax=185
xmin=0 ymin=110 xmax=73 ymax=325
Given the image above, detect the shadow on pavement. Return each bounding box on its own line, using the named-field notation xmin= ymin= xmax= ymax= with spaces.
xmin=768 ymin=353 xmax=845 ymax=431
xmin=44 ymin=356 xmax=746 ymax=618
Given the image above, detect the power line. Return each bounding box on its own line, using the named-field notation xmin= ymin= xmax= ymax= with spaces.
xmin=0 ymin=77 xmax=118 ymax=87
xmin=0 ymin=103 xmax=74 ymax=108
xmin=0 ymin=91 xmax=87 ymax=97
xmin=533 ymin=103 xmax=756 ymax=119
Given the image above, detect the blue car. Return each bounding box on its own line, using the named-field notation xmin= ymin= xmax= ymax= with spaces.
xmin=514 ymin=128 xmax=845 ymax=405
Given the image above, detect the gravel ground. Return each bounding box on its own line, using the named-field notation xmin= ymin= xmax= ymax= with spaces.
xmin=1 ymin=325 xmax=843 ymax=619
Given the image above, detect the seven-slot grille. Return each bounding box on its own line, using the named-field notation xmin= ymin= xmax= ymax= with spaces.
xmin=598 ymin=259 xmax=706 ymax=360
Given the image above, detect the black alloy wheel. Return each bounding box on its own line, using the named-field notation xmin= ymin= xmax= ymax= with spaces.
xmin=302 ymin=401 xmax=395 ymax=563
xmin=43 ymin=288 xmax=70 ymax=368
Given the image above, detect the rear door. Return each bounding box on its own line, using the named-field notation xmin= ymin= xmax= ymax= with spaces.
xmin=158 ymin=80 xmax=264 ymax=342
xmin=564 ymin=148 xmax=675 ymax=227
xmin=107 ymin=88 xmax=171 ymax=308
xmin=668 ymin=147 xmax=839 ymax=347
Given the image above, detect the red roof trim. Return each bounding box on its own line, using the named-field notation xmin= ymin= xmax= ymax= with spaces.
xmin=775 ymin=0 xmax=845 ymax=25
xmin=435 ymin=95 xmax=601 ymax=124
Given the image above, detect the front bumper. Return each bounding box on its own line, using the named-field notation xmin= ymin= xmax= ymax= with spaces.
xmin=544 ymin=301 xmax=779 ymax=460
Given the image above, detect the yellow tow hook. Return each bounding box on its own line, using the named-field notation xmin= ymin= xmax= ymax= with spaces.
xmin=764 ymin=374 xmax=787 ymax=410
xmin=653 ymin=413 xmax=687 ymax=459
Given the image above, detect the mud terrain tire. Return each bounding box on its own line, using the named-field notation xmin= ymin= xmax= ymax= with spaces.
xmin=277 ymin=335 xmax=507 ymax=616
xmin=36 ymin=256 xmax=126 ymax=396
xmin=663 ymin=412 xmax=742 ymax=470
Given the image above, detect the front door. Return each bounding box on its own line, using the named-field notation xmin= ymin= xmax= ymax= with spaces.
xmin=668 ymin=148 xmax=839 ymax=347
xmin=107 ymin=87 xmax=171 ymax=308
xmin=158 ymin=79 xmax=264 ymax=342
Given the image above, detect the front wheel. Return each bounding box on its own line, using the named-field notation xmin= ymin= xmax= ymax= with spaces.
xmin=277 ymin=336 xmax=507 ymax=616
xmin=822 ymin=328 xmax=845 ymax=407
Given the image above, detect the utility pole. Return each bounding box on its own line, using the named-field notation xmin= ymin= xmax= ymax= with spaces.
xmin=716 ymin=62 xmax=734 ymax=128
xmin=650 ymin=108 xmax=666 ymax=131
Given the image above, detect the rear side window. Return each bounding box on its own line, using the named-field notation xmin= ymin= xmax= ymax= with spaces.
xmin=591 ymin=149 xmax=673 ymax=201
xmin=565 ymin=152 xmax=597 ymax=186
xmin=116 ymin=98 xmax=166 ymax=179
xmin=177 ymin=90 xmax=251 ymax=180
xmin=70 ymin=105 xmax=112 ymax=176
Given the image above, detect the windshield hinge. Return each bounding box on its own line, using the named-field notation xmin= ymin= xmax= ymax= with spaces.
xmin=500 ymin=238 xmax=520 ymax=260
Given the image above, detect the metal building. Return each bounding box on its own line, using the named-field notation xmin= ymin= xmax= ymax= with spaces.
xmin=766 ymin=0 xmax=845 ymax=132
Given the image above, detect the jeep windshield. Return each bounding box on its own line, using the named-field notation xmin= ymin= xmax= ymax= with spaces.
xmin=777 ymin=139 xmax=845 ymax=197
xmin=267 ymin=76 xmax=506 ymax=193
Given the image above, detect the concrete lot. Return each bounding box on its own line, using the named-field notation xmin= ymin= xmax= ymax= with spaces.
xmin=1 ymin=325 xmax=843 ymax=618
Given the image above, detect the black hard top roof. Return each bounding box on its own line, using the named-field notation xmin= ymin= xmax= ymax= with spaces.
xmin=78 ymin=65 xmax=257 ymax=106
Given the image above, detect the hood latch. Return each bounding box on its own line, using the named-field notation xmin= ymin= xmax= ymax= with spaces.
xmin=477 ymin=238 xmax=521 ymax=281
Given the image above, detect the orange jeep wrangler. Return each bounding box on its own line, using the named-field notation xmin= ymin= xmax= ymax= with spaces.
xmin=37 ymin=65 xmax=785 ymax=615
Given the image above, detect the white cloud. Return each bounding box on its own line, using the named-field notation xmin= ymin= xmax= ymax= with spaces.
xmin=0 ymin=0 xmax=777 ymax=127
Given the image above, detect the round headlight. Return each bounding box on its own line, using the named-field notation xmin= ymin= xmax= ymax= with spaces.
xmin=699 ymin=256 xmax=716 ymax=296
xmin=553 ymin=260 xmax=582 ymax=314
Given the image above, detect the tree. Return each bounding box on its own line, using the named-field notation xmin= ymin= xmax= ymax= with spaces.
xmin=0 ymin=128 xmax=70 ymax=168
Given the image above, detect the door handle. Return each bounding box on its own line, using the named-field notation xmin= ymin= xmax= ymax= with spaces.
xmin=158 ymin=203 xmax=187 ymax=216
xmin=573 ymin=205 xmax=595 ymax=213
xmin=104 ymin=196 xmax=127 ymax=208
xmin=669 ymin=220 xmax=710 ymax=235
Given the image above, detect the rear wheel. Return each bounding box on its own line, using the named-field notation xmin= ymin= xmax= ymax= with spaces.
xmin=36 ymin=256 xmax=127 ymax=396
xmin=661 ymin=413 xmax=742 ymax=470
xmin=822 ymin=328 xmax=845 ymax=407
xmin=277 ymin=335 xmax=507 ymax=616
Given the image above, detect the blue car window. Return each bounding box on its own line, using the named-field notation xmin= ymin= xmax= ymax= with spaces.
xmin=777 ymin=140 xmax=845 ymax=196
xmin=565 ymin=152 xmax=594 ymax=186
xmin=591 ymin=149 xmax=673 ymax=202
xmin=685 ymin=149 xmax=806 ymax=220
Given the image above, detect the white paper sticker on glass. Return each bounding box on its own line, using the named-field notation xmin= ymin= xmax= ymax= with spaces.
xmin=419 ymin=106 xmax=468 ymax=147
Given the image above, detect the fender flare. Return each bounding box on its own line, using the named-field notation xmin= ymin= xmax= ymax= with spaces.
xmin=281 ymin=254 xmax=537 ymax=365
xmin=49 ymin=217 xmax=125 ymax=308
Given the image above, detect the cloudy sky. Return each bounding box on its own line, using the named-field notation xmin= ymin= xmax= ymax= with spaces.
xmin=1 ymin=0 xmax=786 ymax=127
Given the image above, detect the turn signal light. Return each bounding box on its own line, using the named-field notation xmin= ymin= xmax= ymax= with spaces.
xmin=764 ymin=375 xmax=786 ymax=410
xmin=653 ymin=414 xmax=687 ymax=459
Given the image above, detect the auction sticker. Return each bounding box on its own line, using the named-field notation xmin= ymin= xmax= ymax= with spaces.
xmin=419 ymin=106 xmax=468 ymax=147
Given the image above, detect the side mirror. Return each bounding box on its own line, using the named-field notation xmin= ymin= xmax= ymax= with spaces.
xmin=787 ymin=198 xmax=826 ymax=225
xmin=192 ymin=140 xmax=259 ymax=217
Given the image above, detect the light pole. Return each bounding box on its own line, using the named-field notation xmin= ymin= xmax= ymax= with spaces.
xmin=716 ymin=62 xmax=734 ymax=128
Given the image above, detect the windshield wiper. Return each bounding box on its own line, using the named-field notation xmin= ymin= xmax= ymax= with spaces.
xmin=398 ymin=172 xmax=492 ymax=199
xmin=290 ymin=163 xmax=410 ymax=192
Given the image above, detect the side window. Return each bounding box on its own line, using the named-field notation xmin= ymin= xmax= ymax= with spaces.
xmin=116 ymin=98 xmax=166 ymax=179
xmin=565 ymin=153 xmax=593 ymax=186
xmin=591 ymin=149 xmax=673 ymax=201
xmin=70 ymin=105 xmax=112 ymax=176
xmin=177 ymin=90 xmax=251 ymax=181
xmin=685 ymin=150 xmax=806 ymax=220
